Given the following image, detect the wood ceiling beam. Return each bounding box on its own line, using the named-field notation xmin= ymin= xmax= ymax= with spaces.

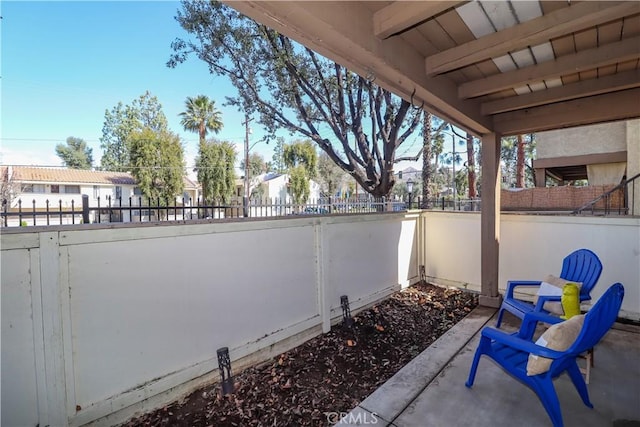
xmin=481 ymin=69 xmax=640 ymax=115
xmin=427 ymin=1 xmax=638 ymax=76
xmin=493 ymin=88 xmax=640 ymax=135
xmin=460 ymin=36 xmax=640 ymax=98
xmin=374 ymin=1 xmax=463 ymax=39
xmin=544 ymin=169 xmax=564 ymax=182
xmin=533 ymin=151 xmax=627 ymax=169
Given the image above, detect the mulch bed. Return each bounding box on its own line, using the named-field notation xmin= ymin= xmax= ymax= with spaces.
xmin=123 ymin=282 xmax=478 ymax=426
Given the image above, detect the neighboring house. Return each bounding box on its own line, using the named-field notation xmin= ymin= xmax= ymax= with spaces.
xmin=501 ymin=119 xmax=640 ymax=212
xmin=395 ymin=166 xmax=420 ymax=182
xmin=1 ymin=166 xmax=200 ymax=224
xmin=535 ymin=119 xmax=639 ymax=214
xmin=534 ymin=119 xmax=639 ymax=188
xmin=240 ymin=173 xmax=321 ymax=202
xmin=261 ymin=173 xmax=321 ymax=202
xmin=181 ymin=176 xmax=200 ymax=206
xmin=230 ymin=173 xmax=322 ymax=217
xmin=2 ymin=166 xmax=138 ymax=208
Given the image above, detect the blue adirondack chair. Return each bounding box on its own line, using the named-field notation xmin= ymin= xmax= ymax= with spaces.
xmin=466 ymin=283 xmax=624 ymax=427
xmin=496 ymin=248 xmax=603 ymax=328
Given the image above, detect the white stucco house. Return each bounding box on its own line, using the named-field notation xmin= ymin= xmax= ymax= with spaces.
xmin=235 ymin=172 xmax=321 ymax=203
xmin=1 ymin=166 xmax=200 ymax=224
xmin=2 ymin=166 xmax=138 ymax=207
xmin=257 ymin=173 xmax=321 ymax=202
xmin=395 ymin=166 xmax=421 ymax=183
xmin=231 ymin=172 xmax=322 ymax=217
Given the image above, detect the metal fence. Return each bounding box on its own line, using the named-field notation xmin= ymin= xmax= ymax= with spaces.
xmin=0 ymin=193 xmax=490 ymax=228
xmin=1 ymin=195 xmax=415 ymax=227
xmin=421 ymin=197 xmax=482 ymax=212
xmin=5 ymin=177 xmax=636 ymax=228
xmin=573 ymin=172 xmax=639 ymax=216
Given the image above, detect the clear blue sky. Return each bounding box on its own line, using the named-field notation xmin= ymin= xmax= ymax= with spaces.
xmin=0 ymin=1 xmax=272 ymax=172
xmin=0 ymin=1 xmax=448 ymax=176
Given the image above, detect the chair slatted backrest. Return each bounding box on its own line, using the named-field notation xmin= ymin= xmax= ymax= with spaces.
xmin=568 ymin=283 xmax=624 ymax=356
xmin=560 ymin=249 xmax=603 ymax=298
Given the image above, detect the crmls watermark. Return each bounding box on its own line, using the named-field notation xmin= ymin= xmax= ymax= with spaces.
xmin=324 ymin=411 xmax=379 ymax=424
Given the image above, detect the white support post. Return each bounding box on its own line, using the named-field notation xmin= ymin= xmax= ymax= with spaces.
xmin=39 ymin=231 xmax=69 ymax=426
xmin=30 ymin=249 xmax=49 ymax=423
xmin=315 ymin=222 xmax=331 ymax=333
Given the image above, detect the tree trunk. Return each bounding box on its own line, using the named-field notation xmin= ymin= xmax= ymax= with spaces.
xmin=466 ymin=133 xmax=477 ymax=198
xmin=516 ymin=134 xmax=525 ymax=188
xmin=199 ymin=121 xmax=206 ymax=147
xmin=421 ymin=112 xmax=433 ymax=208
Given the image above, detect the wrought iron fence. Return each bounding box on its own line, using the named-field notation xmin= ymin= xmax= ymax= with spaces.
xmin=5 ymin=181 xmax=635 ymax=227
xmin=418 ymin=197 xmax=482 ymax=211
xmin=573 ymin=172 xmax=639 ymax=216
xmin=1 ymin=195 xmax=412 ymax=227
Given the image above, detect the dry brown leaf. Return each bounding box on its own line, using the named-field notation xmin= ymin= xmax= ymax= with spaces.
xmin=120 ymin=282 xmax=479 ymax=427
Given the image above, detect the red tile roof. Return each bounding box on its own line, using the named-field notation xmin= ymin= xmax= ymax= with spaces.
xmin=2 ymin=166 xmax=200 ymax=189
xmin=8 ymin=166 xmax=137 ymax=185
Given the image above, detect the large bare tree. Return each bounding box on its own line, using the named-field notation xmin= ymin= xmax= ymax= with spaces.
xmin=395 ymin=112 xmax=448 ymax=206
xmin=169 ymin=1 xmax=422 ymax=198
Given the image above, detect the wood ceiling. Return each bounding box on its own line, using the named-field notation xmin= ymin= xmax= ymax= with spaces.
xmin=224 ymin=1 xmax=640 ymax=137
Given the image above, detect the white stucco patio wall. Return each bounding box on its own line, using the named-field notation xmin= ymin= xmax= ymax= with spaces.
xmin=3 ymin=211 xmax=638 ymax=427
xmin=422 ymin=211 xmax=640 ymax=321
xmin=0 ymin=213 xmax=418 ymax=427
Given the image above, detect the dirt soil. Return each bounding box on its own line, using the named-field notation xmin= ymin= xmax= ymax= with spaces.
xmin=122 ymin=282 xmax=478 ymax=427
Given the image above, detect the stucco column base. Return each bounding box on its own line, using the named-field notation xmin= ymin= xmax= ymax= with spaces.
xmin=479 ymin=294 xmax=503 ymax=308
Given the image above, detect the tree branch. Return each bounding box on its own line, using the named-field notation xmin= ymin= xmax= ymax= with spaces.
xmin=307 ymin=48 xmax=333 ymax=110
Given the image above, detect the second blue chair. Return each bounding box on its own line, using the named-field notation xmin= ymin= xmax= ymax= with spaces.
xmin=467 ymin=283 xmax=624 ymax=427
xmin=496 ymin=248 xmax=603 ymax=328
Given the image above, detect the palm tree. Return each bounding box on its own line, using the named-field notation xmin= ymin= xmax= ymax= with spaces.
xmin=179 ymin=95 xmax=223 ymax=147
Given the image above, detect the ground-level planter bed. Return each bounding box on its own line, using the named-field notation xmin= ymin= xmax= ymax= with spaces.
xmin=122 ymin=282 xmax=478 ymax=426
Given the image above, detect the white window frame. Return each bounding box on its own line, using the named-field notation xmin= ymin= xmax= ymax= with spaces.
xmin=64 ymin=185 xmax=81 ymax=194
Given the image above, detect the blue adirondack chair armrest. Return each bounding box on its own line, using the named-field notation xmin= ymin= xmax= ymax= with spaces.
xmin=534 ymin=290 xmax=593 ymax=310
xmin=505 ymin=280 xmax=543 ymax=299
xmin=517 ymin=310 xmax=564 ymax=340
xmin=534 ymin=294 xmax=562 ymax=310
xmin=481 ymin=327 xmax=565 ymax=360
xmin=521 ymin=310 xmax=563 ymax=326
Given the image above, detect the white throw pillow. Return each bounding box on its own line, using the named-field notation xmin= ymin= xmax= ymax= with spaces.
xmin=534 ymin=275 xmax=583 ymax=315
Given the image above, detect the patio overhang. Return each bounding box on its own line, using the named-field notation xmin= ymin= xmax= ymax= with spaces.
xmin=226 ymin=1 xmax=640 ymax=137
xmin=223 ymin=1 xmax=640 ymax=307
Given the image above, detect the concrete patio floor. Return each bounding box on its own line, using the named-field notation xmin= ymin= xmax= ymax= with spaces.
xmin=337 ymin=306 xmax=640 ymax=426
